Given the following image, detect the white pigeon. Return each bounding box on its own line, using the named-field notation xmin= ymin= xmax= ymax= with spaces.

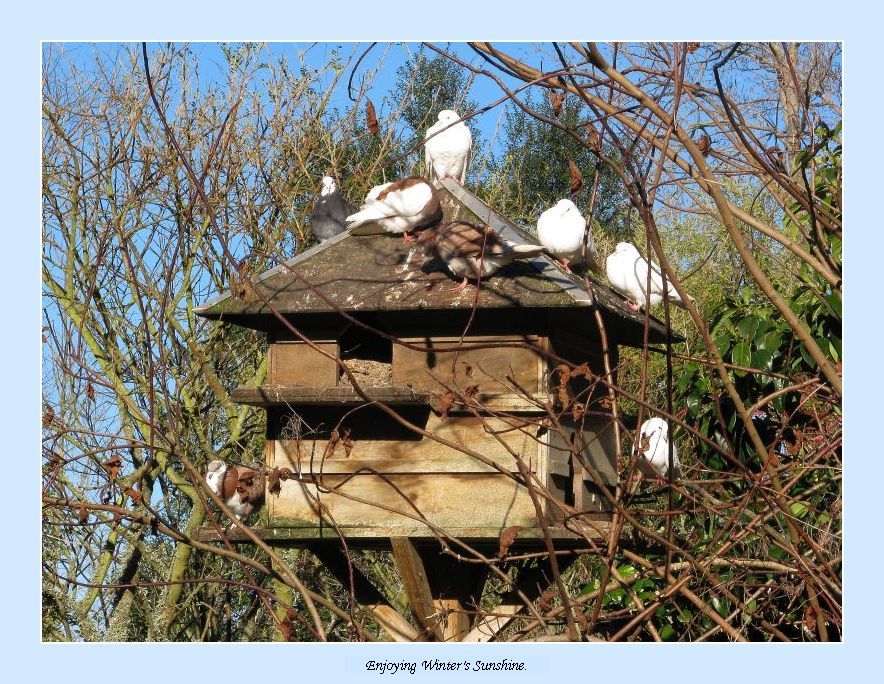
xmin=416 ymin=220 xmax=545 ymax=291
xmin=346 ymin=177 xmax=442 ymax=239
xmin=424 ymin=110 xmax=472 ymax=183
xmin=638 ymin=417 xmax=681 ymax=480
xmin=536 ymin=199 xmax=601 ymax=273
xmin=605 ymin=242 xmax=693 ymax=311
xmin=311 ymin=176 xmax=354 ymax=242
xmin=205 ymin=460 xmax=265 ymax=519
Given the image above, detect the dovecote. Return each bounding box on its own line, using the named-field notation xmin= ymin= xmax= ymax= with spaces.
xmin=195 ymin=178 xmax=677 ymax=545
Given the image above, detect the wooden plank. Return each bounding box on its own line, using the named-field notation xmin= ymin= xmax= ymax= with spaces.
xmin=193 ymin=524 xmax=608 ymax=543
xmin=268 ymin=341 xmax=339 ymax=387
xmin=267 ymin=473 xmax=538 ymax=532
xmin=232 ymin=385 xmax=429 ymax=406
xmin=390 ymin=538 xmax=443 ymax=640
xmin=393 ymin=335 xmax=545 ymax=396
xmin=272 ymin=414 xmax=540 ymax=472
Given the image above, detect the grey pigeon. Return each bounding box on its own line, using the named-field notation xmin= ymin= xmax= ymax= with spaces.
xmin=311 ymin=176 xmax=353 ymax=241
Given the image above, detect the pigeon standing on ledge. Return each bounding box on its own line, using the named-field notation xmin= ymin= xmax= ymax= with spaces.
xmin=537 ymin=199 xmax=601 ymax=274
xmin=417 ymin=220 xmax=544 ymax=291
xmin=205 ymin=460 xmax=266 ymax=520
xmin=605 ymin=242 xmax=693 ymax=311
xmin=346 ymin=177 xmax=443 ymax=240
xmin=311 ymin=176 xmax=354 ymax=242
xmin=638 ymin=417 xmax=681 ymax=481
xmin=424 ymin=110 xmax=472 ymax=183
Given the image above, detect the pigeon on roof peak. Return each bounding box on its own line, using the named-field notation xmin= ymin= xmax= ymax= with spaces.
xmin=425 ymin=109 xmax=472 ymax=184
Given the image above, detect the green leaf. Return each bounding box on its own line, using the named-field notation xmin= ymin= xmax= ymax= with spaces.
xmin=732 ymin=341 xmax=751 ymax=368
xmin=790 ymin=501 xmax=809 ymax=518
xmin=737 ymin=317 xmax=759 ymax=340
xmin=659 ymin=624 xmax=676 ymax=641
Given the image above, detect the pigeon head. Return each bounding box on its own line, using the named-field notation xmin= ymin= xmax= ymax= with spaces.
xmin=555 ymin=198 xmax=580 ymax=215
xmin=320 ymin=176 xmax=337 ymax=196
xmin=614 ymin=242 xmax=639 ymax=255
xmin=642 ymin=417 xmax=669 ymax=439
xmin=437 ymin=109 xmax=460 ymax=123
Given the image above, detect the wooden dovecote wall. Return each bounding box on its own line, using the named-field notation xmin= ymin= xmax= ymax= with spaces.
xmin=195 ymin=178 xmax=677 ymax=545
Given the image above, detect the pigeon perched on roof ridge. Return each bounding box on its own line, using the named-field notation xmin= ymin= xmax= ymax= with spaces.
xmin=346 ymin=177 xmax=443 ymax=240
xmin=424 ymin=109 xmax=472 ymax=184
xmin=417 ymin=219 xmax=544 ymax=291
xmin=205 ymin=459 xmax=265 ymax=520
xmin=637 ymin=417 xmax=681 ymax=481
xmin=311 ymin=175 xmax=354 ymax=242
xmin=605 ymin=241 xmax=694 ymax=311
xmin=537 ymin=198 xmax=601 ymax=274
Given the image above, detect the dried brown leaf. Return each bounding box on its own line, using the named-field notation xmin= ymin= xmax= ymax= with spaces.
xmin=366 ymin=99 xmax=379 ymax=136
xmin=86 ymin=381 xmax=95 ymax=401
xmin=571 ymin=402 xmax=585 ymax=421
xmin=268 ymin=467 xmax=282 ymax=496
xmin=568 ymin=159 xmax=583 ymax=196
xmin=435 ymin=391 xmax=456 ymax=418
xmin=538 ymin=589 xmax=556 ymax=613
xmin=102 ymin=454 xmax=123 ymax=480
xmin=549 ymin=91 xmax=565 ymax=116
xmin=697 ymin=133 xmax=711 ymax=157
xmin=570 ymin=363 xmax=590 ymax=379
xmin=78 ymin=503 xmax=88 ymax=524
xmin=342 ymin=428 xmax=354 ymax=458
xmin=498 ymin=525 xmax=522 ymax=558
xmin=43 ymin=404 xmax=55 ymax=428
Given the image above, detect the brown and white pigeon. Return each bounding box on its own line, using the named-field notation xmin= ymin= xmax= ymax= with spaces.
xmin=205 ymin=460 xmax=265 ymax=520
xmin=605 ymin=242 xmax=693 ymax=311
xmin=346 ymin=177 xmax=442 ymax=240
xmin=424 ymin=110 xmax=472 ymax=183
xmin=417 ymin=220 xmax=544 ymax=291
xmin=537 ymin=199 xmax=601 ymax=274
xmin=311 ymin=176 xmax=354 ymax=242
xmin=637 ymin=417 xmax=681 ymax=481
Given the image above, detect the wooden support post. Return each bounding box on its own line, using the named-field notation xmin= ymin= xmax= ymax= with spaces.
xmin=390 ymin=539 xmax=488 ymax=642
xmin=309 ymin=544 xmax=418 ymax=642
xmin=390 ymin=537 xmax=444 ymax=641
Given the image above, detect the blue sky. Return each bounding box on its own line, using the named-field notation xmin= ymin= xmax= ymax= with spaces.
xmin=14 ymin=0 xmax=874 ymax=679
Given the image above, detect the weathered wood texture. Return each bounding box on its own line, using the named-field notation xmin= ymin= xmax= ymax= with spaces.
xmin=390 ymin=538 xmax=444 ymax=640
xmin=268 ymin=340 xmax=339 ymax=386
xmin=232 ymin=385 xmax=428 ymax=406
xmin=393 ymin=335 xmax=546 ymax=397
xmin=267 ymin=473 xmax=537 ymax=534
